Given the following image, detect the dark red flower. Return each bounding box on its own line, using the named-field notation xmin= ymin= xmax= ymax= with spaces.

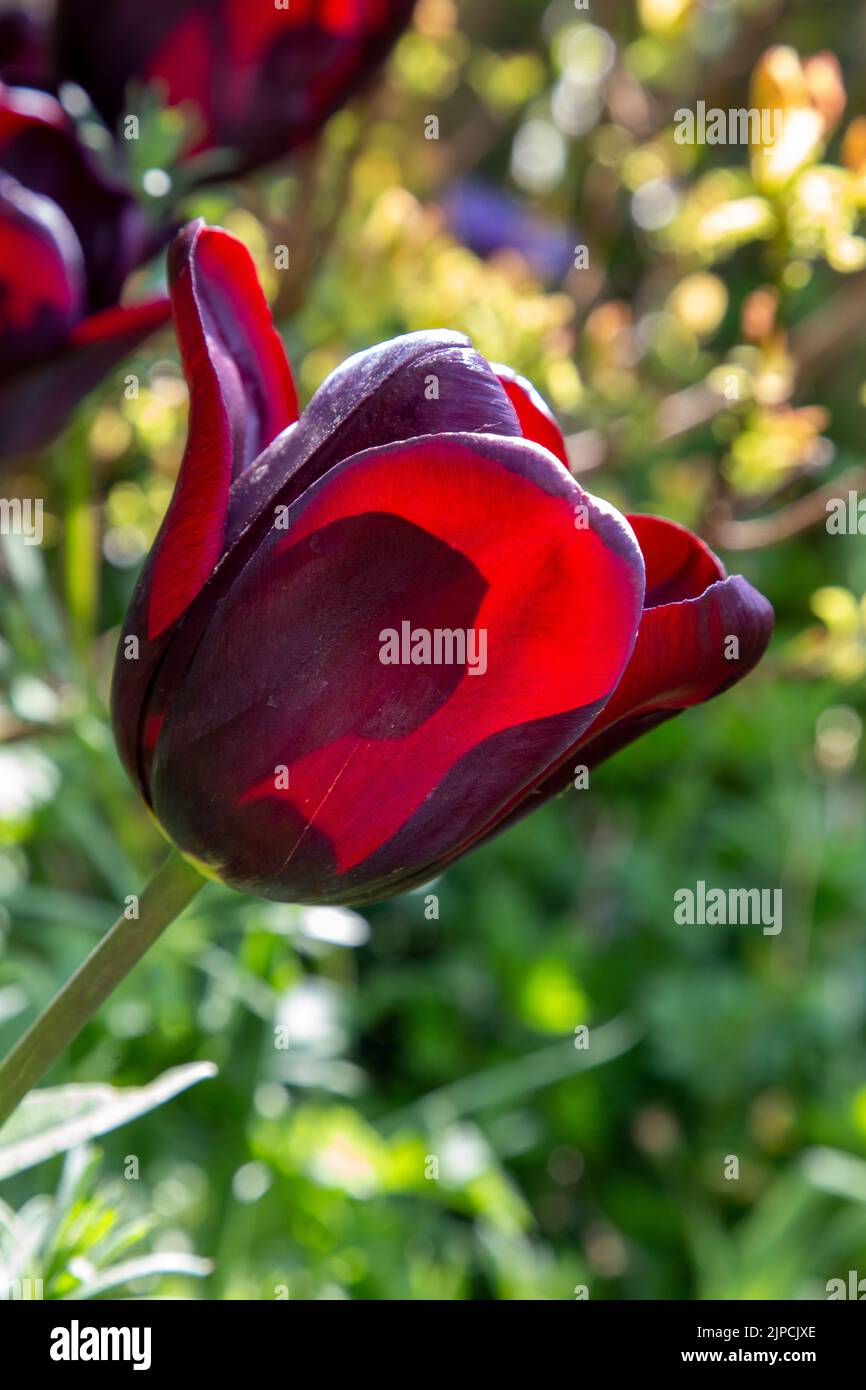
xmin=56 ymin=0 xmax=416 ymax=179
xmin=112 ymin=220 xmax=773 ymax=906
xmin=0 ymin=82 xmax=169 ymax=459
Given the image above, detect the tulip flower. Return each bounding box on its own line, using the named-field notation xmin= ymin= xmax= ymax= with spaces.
xmin=111 ymin=220 xmax=773 ymax=907
xmin=0 ymin=218 xmax=773 ymax=1123
xmin=0 ymin=81 xmax=169 ymax=459
xmin=56 ymin=0 xmax=417 ymax=179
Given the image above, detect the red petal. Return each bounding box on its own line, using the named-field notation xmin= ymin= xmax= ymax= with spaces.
xmin=0 ymin=174 xmax=84 ymax=369
xmin=70 ymin=296 xmax=172 ymax=346
xmin=147 ymin=220 xmax=297 ymax=640
xmin=0 ymin=80 xmax=150 ymax=309
xmin=0 ymin=80 xmax=66 ymax=148
xmin=465 ymin=523 xmax=773 ymax=845
xmin=577 ymin=573 xmax=774 ymax=763
xmin=493 ymin=363 xmax=570 ymax=468
xmin=628 ymin=513 xmax=725 ymax=607
xmin=0 ymin=294 xmax=169 ymax=461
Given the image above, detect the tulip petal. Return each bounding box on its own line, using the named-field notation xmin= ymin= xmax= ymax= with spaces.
xmin=629 ymin=513 xmax=725 ymax=606
xmin=482 ymin=558 xmax=773 ymax=839
xmin=0 ymin=81 xmax=150 ymax=308
xmin=0 ymin=294 xmax=169 ymax=461
xmin=576 ymin=572 xmax=774 ymax=767
xmin=0 ymin=174 xmax=85 ymax=370
xmin=492 ymin=362 xmax=570 ymax=468
xmin=149 ymin=432 xmax=645 ymax=903
xmin=224 ymin=330 xmax=522 ymax=546
xmin=0 ymin=79 xmax=66 ymax=144
xmin=146 ymin=221 xmax=297 ymax=642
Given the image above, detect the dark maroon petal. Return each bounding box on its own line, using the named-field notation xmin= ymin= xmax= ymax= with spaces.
xmin=224 ymin=330 xmax=522 ymax=546
xmin=111 ymin=220 xmax=296 ymax=788
xmin=57 ymin=0 xmax=416 ymax=178
xmin=629 ymin=512 xmax=725 ymax=607
xmin=146 ymin=220 xmax=298 ymax=641
xmin=492 ymin=362 xmax=570 ymax=468
xmin=0 ymin=81 xmax=150 ymax=307
xmin=0 ymin=173 xmax=84 ymax=370
xmin=0 ymin=296 xmax=169 ymax=462
xmin=148 ymin=432 xmax=645 ymax=903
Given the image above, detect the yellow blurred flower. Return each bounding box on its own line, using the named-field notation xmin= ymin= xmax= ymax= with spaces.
xmin=796 ymin=588 xmax=866 ymax=682
xmin=724 ymin=403 xmax=828 ymax=493
xmin=696 ymin=196 xmax=777 ymax=255
xmin=788 ymin=165 xmax=866 ymax=271
xmin=751 ymin=47 xmax=846 ymax=192
xmin=88 ymin=408 xmax=133 ymax=463
xmin=667 ymin=272 xmax=728 ymax=339
xmin=842 ymin=116 xmax=866 ymax=177
xmin=660 ymin=169 xmax=778 ymax=264
xmin=741 ymin=287 xmax=779 ymax=342
xmin=841 ymin=116 xmax=866 ymax=205
xmin=638 ymin=0 xmax=693 ymax=35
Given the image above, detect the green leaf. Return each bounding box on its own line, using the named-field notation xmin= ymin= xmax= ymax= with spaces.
xmin=61 ymin=1252 xmax=213 ymax=1300
xmin=0 ymin=1063 xmax=217 ymax=1181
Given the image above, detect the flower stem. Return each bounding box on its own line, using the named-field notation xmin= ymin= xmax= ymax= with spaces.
xmin=0 ymin=850 xmax=205 ymax=1129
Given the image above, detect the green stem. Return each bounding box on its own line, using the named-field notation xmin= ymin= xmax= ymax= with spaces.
xmin=63 ymin=417 xmax=98 ymax=667
xmin=0 ymin=850 xmax=205 ymax=1129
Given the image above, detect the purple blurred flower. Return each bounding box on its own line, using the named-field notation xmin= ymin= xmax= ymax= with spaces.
xmin=442 ymin=177 xmax=578 ymax=282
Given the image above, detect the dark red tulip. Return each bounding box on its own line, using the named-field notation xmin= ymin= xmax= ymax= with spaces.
xmin=57 ymin=0 xmax=416 ymax=179
xmin=0 ymin=82 xmax=169 ymax=459
xmin=112 ymin=220 xmax=773 ymax=906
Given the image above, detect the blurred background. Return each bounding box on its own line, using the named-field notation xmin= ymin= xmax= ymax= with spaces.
xmin=2 ymin=0 xmax=866 ymax=1300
